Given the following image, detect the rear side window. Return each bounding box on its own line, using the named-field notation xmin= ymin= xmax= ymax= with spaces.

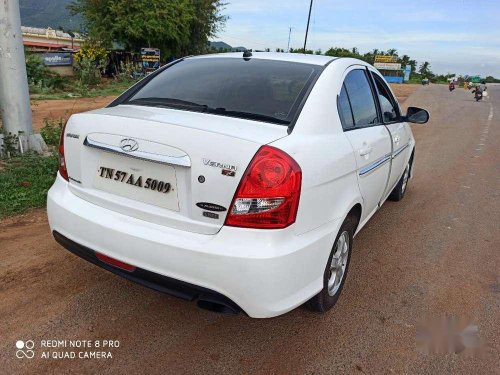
xmin=126 ymin=58 xmax=321 ymax=125
xmin=338 ymin=84 xmax=354 ymax=129
xmin=371 ymin=73 xmax=400 ymax=123
xmin=342 ymin=69 xmax=378 ymax=127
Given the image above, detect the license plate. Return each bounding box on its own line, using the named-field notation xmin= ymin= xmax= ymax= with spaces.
xmin=93 ymin=159 xmax=179 ymax=211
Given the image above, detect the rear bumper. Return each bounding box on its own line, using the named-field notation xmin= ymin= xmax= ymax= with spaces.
xmin=52 ymin=231 xmax=242 ymax=314
xmin=47 ymin=174 xmax=341 ymax=318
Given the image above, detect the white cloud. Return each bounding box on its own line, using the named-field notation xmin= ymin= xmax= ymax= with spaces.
xmin=215 ymin=0 xmax=500 ymax=76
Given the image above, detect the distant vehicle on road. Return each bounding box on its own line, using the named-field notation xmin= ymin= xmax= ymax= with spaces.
xmin=473 ymin=81 xmax=487 ymax=101
xmin=48 ymin=53 xmax=429 ymax=318
xmin=422 ymin=78 xmax=429 ymax=85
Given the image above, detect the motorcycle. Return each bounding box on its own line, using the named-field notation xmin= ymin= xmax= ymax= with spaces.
xmin=472 ymin=88 xmax=483 ymax=101
xmin=449 ymin=82 xmax=455 ymax=92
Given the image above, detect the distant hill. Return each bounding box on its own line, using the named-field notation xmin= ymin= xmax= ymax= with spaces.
xmin=20 ymin=0 xmax=82 ymax=31
xmin=209 ymin=41 xmax=246 ymax=52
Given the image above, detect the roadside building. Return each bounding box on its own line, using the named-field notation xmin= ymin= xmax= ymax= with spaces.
xmin=22 ymin=26 xmax=85 ymax=76
xmin=374 ymin=55 xmax=404 ymax=83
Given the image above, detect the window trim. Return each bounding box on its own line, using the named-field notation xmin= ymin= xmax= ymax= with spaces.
xmin=337 ymin=83 xmax=355 ymax=130
xmin=337 ymin=67 xmax=383 ymax=132
xmin=368 ymin=69 xmax=402 ymax=124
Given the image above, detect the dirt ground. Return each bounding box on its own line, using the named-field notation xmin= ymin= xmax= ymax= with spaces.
xmin=2 ymin=84 xmax=499 ymax=374
xmin=390 ymin=83 xmax=420 ymax=103
xmin=29 ymin=84 xmax=420 ymax=130
xmin=30 ymin=96 xmax=116 ymax=131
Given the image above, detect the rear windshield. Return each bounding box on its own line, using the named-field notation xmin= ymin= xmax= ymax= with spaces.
xmin=125 ymin=58 xmax=321 ymax=125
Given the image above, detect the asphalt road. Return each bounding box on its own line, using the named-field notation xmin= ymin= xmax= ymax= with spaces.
xmin=1 ymin=84 xmax=499 ymax=374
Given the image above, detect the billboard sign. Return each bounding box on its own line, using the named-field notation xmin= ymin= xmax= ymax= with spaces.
xmin=374 ymin=55 xmax=398 ymax=63
xmin=404 ymin=65 xmax=411 ymax=81
xmin=374 ymin=62 xmax=402 ymax=71
xmin=141 ymin=48 xmax=161 ymax=71
xmin=42 ymin=52 xmax=72 ymax=66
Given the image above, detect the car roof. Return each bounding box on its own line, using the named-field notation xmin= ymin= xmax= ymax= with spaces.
xmin=187 ymin=52 xmax=339 ymax=66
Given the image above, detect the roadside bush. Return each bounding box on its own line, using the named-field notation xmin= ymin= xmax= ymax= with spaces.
xmin=44 ymin=74 xmax=67 ymax=91
xmin=40 ymin=118 xmax=65 ymax=146
xmin=26 ymin=53 xmax=48 ymax=86
xmin=1 ymin=132 xmax=20 ymax=158
xmin=73 ymin=41 xmax=107 ymax=85
xmin=115 ymin=61 xmax=138 ymax=83
xmin=26 ymin=52 xmax=67 ymax=91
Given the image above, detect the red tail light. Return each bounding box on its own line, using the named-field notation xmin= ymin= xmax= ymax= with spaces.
xmin=225 ymin=145 xmax=302 ymax=229
xmin=58 ymin=120 xmax=69 ymax=181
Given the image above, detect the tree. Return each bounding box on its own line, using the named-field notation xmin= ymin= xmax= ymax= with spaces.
xmin=185 ymin=1 xmax=228 ymax=55
xmin=399 ymin=54 xmax=417 ymax=75
xmin=290 ymin=48 xmax=314 ymax=54
xmin=485 ymin=75 xmax=500 ymax=83
xmin=386 ymin=48 xmax=398 ymax=56
xmin=69 ymin=0 xmax=227 ymax=57
xmin=418 ymin=61 xmax=434 ymax=78
xmin=325 ymin=47 xmax=358 ymax=58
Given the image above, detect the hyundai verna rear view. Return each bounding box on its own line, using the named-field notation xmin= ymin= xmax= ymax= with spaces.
xmin=47 ymin=52 xmax=429 ymax=318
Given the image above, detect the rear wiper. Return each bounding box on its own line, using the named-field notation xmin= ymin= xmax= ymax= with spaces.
xmin=126 ymin=97 xmax=208 ymax=111
xmin=208 ymin=108 xmax=290 ymax=125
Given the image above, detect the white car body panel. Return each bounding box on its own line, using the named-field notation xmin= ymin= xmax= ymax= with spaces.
xmin=63 ymin=107 xmax=288 ymax=235
xmin=48 ymin=174 xmax=342 ymax=318
xmin=47 ymin=53 xmax=418 ymax=317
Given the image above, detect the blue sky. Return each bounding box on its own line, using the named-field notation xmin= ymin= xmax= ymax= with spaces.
xmin=215 ymin=0 xmax=500 ymax=77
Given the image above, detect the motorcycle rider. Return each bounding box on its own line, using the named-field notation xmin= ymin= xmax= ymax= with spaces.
xmin=473 ymin=81 xmax=487 ymax=101
xmin=479 ymin=80 xmax=487 ymax=93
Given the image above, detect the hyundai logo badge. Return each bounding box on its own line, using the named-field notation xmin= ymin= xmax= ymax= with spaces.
xmin=120 ymin=138 xmax=139 ymax=152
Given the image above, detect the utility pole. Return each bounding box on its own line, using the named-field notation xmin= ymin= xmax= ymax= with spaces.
xmin=287 ymin=27 xmax=292 ymax=52
xmin=0 ymin=0 xmax=45 ymax=153
xmin=303 ymin=0 xmax=313 ymax=53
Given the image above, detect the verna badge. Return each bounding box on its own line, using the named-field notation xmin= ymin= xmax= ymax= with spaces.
xmin=203 ymin=158 xmax=237 ymax=176
xmin=120 ymin=138 xmax=139 ymax=152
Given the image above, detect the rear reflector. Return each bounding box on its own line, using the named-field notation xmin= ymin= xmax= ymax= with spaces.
xmin=95 ymin=252 xmax=136 ymax=272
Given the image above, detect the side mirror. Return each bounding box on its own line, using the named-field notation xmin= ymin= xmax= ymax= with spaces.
xmin=405 ymin=106 xmax=429 ymax=124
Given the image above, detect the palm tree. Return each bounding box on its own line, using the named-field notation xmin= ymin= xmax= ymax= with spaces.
xmin=387 ymin=48 xmax=398 ymax=56
xmin=418 ymin=61 xmax=433 ymax=77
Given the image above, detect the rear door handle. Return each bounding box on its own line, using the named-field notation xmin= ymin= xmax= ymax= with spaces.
xmin=359 ymin=146 xmax=373 ymax=156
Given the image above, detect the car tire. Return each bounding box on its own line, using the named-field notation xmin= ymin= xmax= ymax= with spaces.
xmin=307 ymin=215 xmax=355 ymax=313
xmin=388 ymin=162 xmax=410 ymax=202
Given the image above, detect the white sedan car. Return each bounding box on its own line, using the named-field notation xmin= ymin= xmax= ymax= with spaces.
xmin=47 ymin=53 xmax=428 ymax=318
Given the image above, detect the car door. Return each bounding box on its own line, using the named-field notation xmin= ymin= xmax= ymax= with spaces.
xmin=338 ymin=67 xmax=392 ymax=221
xmin=368 ymin=70 xmax=412 ymax=197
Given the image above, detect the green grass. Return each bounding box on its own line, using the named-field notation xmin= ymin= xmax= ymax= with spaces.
xmin=30 ymin=79 xmax=135 ymax=100
xmin=0 ymin=153 xmax=59 ymax=218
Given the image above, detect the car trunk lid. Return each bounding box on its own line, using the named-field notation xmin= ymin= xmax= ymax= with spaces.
xmin=63 ymin=105 xmax=288 ymax=235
